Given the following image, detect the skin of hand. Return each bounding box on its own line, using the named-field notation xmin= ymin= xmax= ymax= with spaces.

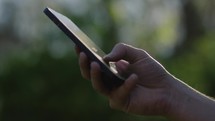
xmin=77 ymin=43 xmax=173 ymax=115
xmin=76 ymin=43 xmax=215 ymax=121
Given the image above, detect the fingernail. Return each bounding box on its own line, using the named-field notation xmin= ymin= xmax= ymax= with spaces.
xmin=130 ymin=74 xmax=138 ymax=80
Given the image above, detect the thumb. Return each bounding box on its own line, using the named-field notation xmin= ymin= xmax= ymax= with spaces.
xmin=115 ymin=60 xmax=130 ymax=78
xmin=104 ymin=43 xmax=149 ymax=64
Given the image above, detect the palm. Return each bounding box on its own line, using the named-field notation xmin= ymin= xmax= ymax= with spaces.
xmin=128 ymin=84 xmax=168 ymax=115
xmin=111 ymin=52 xmax=170 ymax=115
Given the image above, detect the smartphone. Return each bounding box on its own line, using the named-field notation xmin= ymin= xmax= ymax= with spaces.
xmin=43 ymin=7 xmax=125 ymax=89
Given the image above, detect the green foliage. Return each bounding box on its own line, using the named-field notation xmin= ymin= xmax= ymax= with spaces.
xmin=164 ymin=32 xmax=215 ymax=96
xmin=0 ymin=0 xmax=215 ymax=121
xmin=0 ymin=47 xmax=167 ymax=121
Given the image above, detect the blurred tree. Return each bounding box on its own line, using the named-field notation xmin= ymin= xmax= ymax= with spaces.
xmin=164 ymin=0 xmax=215 ymax=96
xmin=0 ymin=2 xmax=20 ymax=56
xmin=0 ymin=0 xmax=215 ymax=121
xmin=173 ymin=0 xmax=205 ymax=57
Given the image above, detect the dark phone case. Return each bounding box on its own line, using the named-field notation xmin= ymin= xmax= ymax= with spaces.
xmin=43 ymin=7 xmax=124 ymax=89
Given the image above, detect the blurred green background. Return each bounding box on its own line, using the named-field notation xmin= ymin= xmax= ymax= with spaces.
xmin=0 ymin=0 xmax=215 ymax=121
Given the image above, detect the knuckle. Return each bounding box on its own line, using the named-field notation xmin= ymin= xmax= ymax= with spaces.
xmin=109 ymin=101 xmax=116 ymax=109
xmin=109 ymin=98 xmax=120 ymax=110
xmin=82 ymin=71 xmax=90 ymax=80
xmin=115 ymin=43 xmax=126 ymax=48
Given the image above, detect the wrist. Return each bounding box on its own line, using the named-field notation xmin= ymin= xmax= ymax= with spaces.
xmin=165 ymin=76 xmax=215 ymax=121
xmin=165 ymin=76 xmax=190 ymax=119
xmin=161 ymin=75 xmax=194 ymax=118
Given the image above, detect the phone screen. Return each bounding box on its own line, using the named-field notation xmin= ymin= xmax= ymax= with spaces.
xmin=44 ymin=7 xmax=125 ymax=89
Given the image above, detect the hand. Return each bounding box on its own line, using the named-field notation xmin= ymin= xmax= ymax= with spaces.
xmin=76 ymin=43 xmax=172 ymax=115
xmin=76 ymin=43 xmax=215 ymax=121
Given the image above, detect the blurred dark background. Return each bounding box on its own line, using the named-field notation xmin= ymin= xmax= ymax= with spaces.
xmin=0 ymin=0 xmax=215 ymax=121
